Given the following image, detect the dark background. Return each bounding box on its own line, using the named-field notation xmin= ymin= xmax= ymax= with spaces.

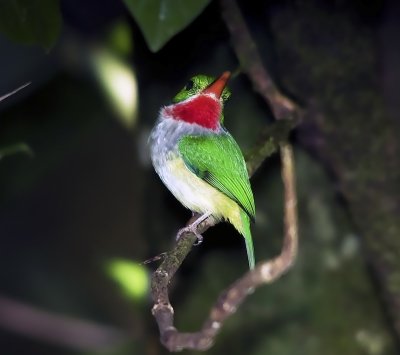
xmin=1 ymin=0 xmax=400 ymax=354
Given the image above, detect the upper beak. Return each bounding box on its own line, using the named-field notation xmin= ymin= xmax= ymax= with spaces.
xmin=202 ymin=71 xmax=231 ymax=98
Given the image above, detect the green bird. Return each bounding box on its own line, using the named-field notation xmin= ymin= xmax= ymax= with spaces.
xmin=149 ymin=72 xmax=256 ymax=269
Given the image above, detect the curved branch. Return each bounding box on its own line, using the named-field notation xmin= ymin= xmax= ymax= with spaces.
xmin=152 ymin=143 xmax=297 ymax=351
xmin=151 ymin=0 xmax=300 ymax=351
xmin=220 ymin=0 xmax=299 ymax=121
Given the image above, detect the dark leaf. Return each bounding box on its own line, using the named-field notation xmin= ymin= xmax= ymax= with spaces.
xmin=122 ymin=0 xmax=211 ymax=52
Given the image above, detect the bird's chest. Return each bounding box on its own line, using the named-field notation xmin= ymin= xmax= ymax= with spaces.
xmin=149 ymin=118 xmax=225 ymax=212
xmin=149 ymin=118 xmax=201 ymax=185
xmin=149 ymin=117 xmax=206 ymax=166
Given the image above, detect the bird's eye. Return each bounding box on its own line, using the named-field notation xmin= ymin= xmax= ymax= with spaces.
xmin=185 ymin=80 xmax=194 ymax=91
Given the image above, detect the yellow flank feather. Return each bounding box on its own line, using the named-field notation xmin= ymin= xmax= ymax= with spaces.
xmin=166 ymin=157 xmax=245 ymax=234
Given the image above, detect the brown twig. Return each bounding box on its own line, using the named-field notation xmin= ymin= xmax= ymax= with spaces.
xmin=0 ymin=82 xmax=30 ymax=103
xmin=220 ymin=0 xmax=299 ymax=121
xmin=0 ymin=295 xmax=128 ymax=351
xmin=151 ymin=0 xmax=300 ymax=351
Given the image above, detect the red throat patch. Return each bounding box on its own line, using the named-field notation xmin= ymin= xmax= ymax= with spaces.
xmin=167 ymin=95 xmax=221 ymax=130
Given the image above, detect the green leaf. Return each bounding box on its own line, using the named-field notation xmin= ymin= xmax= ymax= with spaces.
xmin=106 ymin=259 xmax=149 ymax=301
xmin=0 ymin=0 xmax=62 ymax=50
xmin=122 ymin=0 xmax=211 ymax=52
xmin=106 ymin=20 xmax=134 ymax=57
xmin=90 ymin=49 xmax=138 ymax=129
xmin=0 ymin=143 xmax=33 ymax=161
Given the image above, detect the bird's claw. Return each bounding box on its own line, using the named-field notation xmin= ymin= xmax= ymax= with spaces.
xmin=176 ymin=212 xmax=211 ymax=246
xmin=193 ymin=234 xmax=203 ymax=246
xmin=176 ymin=226 xmax=203 ymax=246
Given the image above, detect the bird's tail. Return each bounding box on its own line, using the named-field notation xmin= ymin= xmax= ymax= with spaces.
xmin=240 ymin=209 xmax=255 ymax=269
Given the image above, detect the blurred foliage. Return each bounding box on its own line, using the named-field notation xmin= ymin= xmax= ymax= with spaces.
xmin=0 ymin=84 xmax=33 ymax=162
xmin=0 ymin=142 xmax=33 ymax=161
xmin=271 ymin=0 xmax=400 ymax=346
xmin=90 ymin=48 xmax=138 ymax=129
xmin=175 ymin=150 xmax=394 ymax=355
xmin=0 ymin=0 xmax=61 ymax=49
xmin=106 ymin=21 xmax=134 ymax=57
xmin=106 ymin=259 xmax=149 ymax=301
xmin=122 ymin=0 xmax=211 ymax=52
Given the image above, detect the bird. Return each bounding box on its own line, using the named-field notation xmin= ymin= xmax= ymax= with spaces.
xmin=149 ymin=72 xmax=256 ymax=269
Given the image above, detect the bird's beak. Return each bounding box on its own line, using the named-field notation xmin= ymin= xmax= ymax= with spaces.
xmin=202 ymin=71 xmax=231 ymax=98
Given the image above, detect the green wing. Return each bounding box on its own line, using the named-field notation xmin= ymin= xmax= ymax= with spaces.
xmin=178 ymin=132 xmax=255 ymax=220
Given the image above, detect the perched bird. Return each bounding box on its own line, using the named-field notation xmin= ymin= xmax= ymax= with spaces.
xmin=149 ymin=72 xmax=256 ymax=269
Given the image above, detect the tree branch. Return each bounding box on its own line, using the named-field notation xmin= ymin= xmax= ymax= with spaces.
xmin=0 ymin=82 xmax=30 ymax=103
xmin=151 ymin=0 xmax=300 ymax=351
xmin=0 ymin=295 xmax=128 ymax=351
xmin=220 ymin=0 xmax=299 ymax=121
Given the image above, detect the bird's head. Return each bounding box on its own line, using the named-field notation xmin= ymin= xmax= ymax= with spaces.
xmin=172 ymin=73 xmax=231 ymax=104
xmin=163 ymin=72 xmax=231 ymax=130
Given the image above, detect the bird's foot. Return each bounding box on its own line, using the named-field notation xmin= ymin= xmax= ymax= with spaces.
xmin=176 ymin=225 xmax=204 ymax=245
xmin=176 ymin=212 xmax=211 ymax=246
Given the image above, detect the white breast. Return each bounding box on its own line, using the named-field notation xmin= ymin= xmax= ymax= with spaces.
xmin=149 ymin=115 xmax=228 ymax=216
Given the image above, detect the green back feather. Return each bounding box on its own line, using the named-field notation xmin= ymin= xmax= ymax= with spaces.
xmin=178 ymin=133 xmax=255 ymax=221
xmin=240 ymin=209 xmax=255 ymax=269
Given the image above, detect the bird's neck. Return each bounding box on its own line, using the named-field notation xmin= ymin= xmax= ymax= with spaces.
xmin=163 ymin=94 xmax=221 ymax=130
